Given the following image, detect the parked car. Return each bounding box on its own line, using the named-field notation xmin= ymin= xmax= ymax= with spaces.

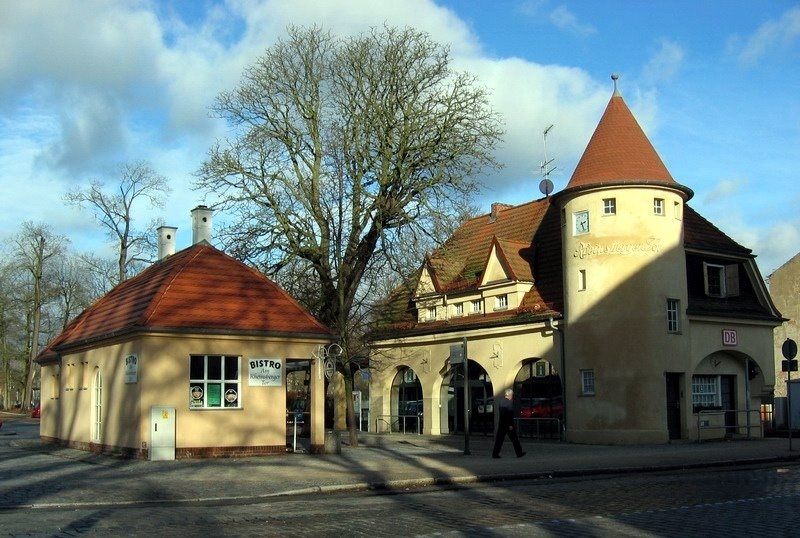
xmin=31 ymin=403 xmax=41 ymax=419
xmin=520 ymin=397 xmax=563 ymax=419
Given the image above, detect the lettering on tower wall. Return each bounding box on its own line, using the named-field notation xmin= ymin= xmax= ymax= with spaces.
xmin=573 ymin=238 xmax=661 ymax=259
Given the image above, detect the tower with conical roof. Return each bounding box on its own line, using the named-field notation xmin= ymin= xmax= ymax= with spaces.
xmin=553 ymin=76 xmax=694 ymax=443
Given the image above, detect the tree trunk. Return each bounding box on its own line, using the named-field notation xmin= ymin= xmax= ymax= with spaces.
xmin=343 ymin=360 xmax=359 ymax=447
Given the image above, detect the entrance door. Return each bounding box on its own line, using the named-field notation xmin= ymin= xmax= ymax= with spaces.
xmin=721 ymin=375 xmax=736 ymax=436
xmin=665 ymin=373 xmax=681 ymax=440
xmin=286 ymin=360 xmax=311 ymax=452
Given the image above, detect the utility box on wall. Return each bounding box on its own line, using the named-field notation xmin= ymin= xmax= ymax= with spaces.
xmin=150 ymin=406 xmax=176 ymax=461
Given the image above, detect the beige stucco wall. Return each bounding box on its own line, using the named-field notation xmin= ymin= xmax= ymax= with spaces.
xmin=40 ymin=331 xmax=328 ymax=456
xmin=559 ymin=186 xmax=690 ymax=443
xmin=370 ymin=322 xmax=560 ymax=435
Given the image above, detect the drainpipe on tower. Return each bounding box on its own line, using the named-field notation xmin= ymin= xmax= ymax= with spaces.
xmin=548 ymin=316 xmax=566 ymax=442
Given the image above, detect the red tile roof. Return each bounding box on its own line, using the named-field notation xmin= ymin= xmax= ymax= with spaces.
xmin=38 ymin=243 xmax=331 ymax=360
xmin=564 ymin=93 xmax=692 ymax=199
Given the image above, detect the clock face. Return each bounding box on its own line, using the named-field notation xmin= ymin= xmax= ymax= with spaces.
xmin=574 ymin=210 xmax=589 ymax=235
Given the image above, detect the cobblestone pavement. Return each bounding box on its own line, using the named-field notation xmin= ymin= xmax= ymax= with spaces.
xmin=4 ymin=462 xmax=800 ymax=536
xmin=3 ymin=411 xmax=800 ymax=511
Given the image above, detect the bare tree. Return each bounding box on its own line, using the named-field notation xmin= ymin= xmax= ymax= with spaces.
xmin=197 ymin=25 xmax=503 ymax=445
xmin=13 ymin=222 xmax=68 ymax=411
xmin=65 ymin=160 xmax=171 ymax=284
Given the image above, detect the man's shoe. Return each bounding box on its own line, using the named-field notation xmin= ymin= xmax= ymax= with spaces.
xmin=517 ymin=452 xmax=526 ymax=458
xmin=492 ymin=454 xmax=501 ymax=459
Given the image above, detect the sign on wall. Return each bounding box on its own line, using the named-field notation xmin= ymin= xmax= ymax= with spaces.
xmin=248 ymin=358 xmax=283 ymax=386
xmin=722 ymin=329 xmax=738 ymax=347
xmin=124 ymin=354 xmax=139 ymax=384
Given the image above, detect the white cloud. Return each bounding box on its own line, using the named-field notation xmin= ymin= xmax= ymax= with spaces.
xmin=702 ymin=178 xmax=747 ymax=205
xmin=0 ymin=0 xmax=619 ymax=253
xmin=730 ymin=6 xmax=800 ymax=66
xmin=642 ymin=40 xmax=684 ymax=84
xmin=548 ymin=5 xmax=596 ymax=36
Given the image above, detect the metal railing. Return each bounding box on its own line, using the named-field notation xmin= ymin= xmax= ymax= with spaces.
xmin=515 ymin=417 xmax=564 ymax=441
xmin=375 ymin=414 xmax=422 ymax=434
xmin=696 ymin=408 xmax=763 ymax=442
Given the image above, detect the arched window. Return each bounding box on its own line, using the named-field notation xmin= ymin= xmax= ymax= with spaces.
xmin=92 ymin=369 xmax=103 ymax=443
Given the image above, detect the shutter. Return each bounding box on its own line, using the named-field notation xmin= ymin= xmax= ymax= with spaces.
xmin=725 ymin=264 xmax=739 ymax=297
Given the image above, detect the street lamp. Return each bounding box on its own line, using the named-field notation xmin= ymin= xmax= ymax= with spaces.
xmin=313 ymin=343 xmax=343 ymax=380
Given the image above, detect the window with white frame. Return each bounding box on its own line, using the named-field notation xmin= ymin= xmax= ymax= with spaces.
xmin=453 ymin=302 xmax=464 ymax=317
xmin=653 ymin=198 xmax=664 ymax=215
xmin=703 ymin=262 xmax=739 ymax=298
xmin=426 ymin=306 xmax=437 ymax=321
xmin=666 ymin=298 xmax=680 ymax=333
xmin=471 ymin=299 xmax=482 ymax=314
xmin=603 ymin=198 xmax=616 ymax=215
xmin=692 ymin=375 xmax=719 ymax=410
xmin=495 ymin=294 xmax=508 ymax=310
xmin=189 ymin=355 xmax=241 ymax=409
xmin=581 ymin=369 xmax=595 ymax=395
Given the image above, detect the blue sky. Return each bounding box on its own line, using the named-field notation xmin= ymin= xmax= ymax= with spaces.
xmin=1 ymin=0 xmax=798 ymax=277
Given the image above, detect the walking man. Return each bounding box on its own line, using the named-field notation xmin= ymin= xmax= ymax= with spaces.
xmin=492 ymin=388 xmax=525 ymax=458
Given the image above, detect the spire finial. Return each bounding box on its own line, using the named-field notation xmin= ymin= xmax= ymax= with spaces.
xmin=611 ymin=73 xmax=620 ymax=96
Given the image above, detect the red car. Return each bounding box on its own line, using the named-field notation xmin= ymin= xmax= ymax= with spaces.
xmin=31 ymin=404 xmax=41 ymax=419
xmin=520 ymin=397 xmax=563 ymax=419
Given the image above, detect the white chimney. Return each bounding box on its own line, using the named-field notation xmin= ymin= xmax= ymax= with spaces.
xmin=191 ymin=205 xmax=213 ymax=245
xmin=157 ymin=226 xmax=177 ymax=259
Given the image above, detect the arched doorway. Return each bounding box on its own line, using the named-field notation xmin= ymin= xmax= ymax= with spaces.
xmin=392 ymin=367 xmax=422 ymax=433
xmin=440 ymin=360 xmax=493 ymax=435
xmin=515 ymin=359 xmax=562 ymax=439
xmin=691 ymin=351 xmax=763 ymax=440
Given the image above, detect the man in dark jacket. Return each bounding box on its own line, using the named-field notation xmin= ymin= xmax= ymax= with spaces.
xmin=492 ymin=388 xmax=525 ymax=458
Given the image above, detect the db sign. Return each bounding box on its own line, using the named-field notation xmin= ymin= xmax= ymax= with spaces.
xmin=722 ymin=329 xmax=738 ymax=347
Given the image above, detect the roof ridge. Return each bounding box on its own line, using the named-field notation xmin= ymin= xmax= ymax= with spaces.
xmin=139 ymin=244 xmax=205 ymax=326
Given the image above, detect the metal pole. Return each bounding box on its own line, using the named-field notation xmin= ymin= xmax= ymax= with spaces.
xmin=463 ymin=337 xmax=470 ymax=455
xmin=789 ymin=369 xmax=793 ymax=451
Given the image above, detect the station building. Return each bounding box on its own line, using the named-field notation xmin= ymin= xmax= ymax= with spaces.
xmin=368 ymin=84 xmax=782 ymax=444
xmin=36 ymin=207 xmax=333 ymax=458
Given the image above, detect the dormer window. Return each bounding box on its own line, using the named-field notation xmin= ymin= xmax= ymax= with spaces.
xmin=703 ymin=262 xmax=739 ymax=298
xmin=471 ymin=299 xmax=482 ymax=314
xmin=426 ymin=306 xmax=437 ymax=321
xmin=453 ymin=302 xmax=464 ymax=317
xmin=494 ymin=294 xmax=508 ymax=311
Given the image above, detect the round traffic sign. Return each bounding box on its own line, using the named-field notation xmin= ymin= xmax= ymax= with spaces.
xmin=783 ymin=338 xmax=797 ymax=360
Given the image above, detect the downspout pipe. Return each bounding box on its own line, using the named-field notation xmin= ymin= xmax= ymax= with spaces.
xmin=548 ymin=316 xmax=566 ymax=441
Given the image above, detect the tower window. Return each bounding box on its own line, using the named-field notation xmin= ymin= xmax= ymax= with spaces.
xmin=581 ymin=369 xmax=595 ymax=396
xmin=578 ymin=269 xmax=587 ymax=291
xmin=667 ymin=298 xmax=680 ymax=333
xmin=653 ymin=198 xmax=664 ymax=215
xmin=603 ymin=198 xmax=616 ymax=215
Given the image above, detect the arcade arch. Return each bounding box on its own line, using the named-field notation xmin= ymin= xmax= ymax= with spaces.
xmin=391 ymin=366 xmax=423 ymax=433
xmin=439 ymin=360 xmax=493 ymax=435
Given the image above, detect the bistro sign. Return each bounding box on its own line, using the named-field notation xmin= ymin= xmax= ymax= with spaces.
xmin=248 ymin=358 xmax=283 ymax=387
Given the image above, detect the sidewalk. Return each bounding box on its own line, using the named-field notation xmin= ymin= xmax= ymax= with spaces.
xmin=2 ymin=414 xmax=800 ymax=510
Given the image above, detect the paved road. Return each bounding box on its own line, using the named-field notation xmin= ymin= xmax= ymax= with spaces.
xmin=3 ymin=463 xmax=800 ymax=536
xmin=4 ymin=411 xmax=800 ymax=536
